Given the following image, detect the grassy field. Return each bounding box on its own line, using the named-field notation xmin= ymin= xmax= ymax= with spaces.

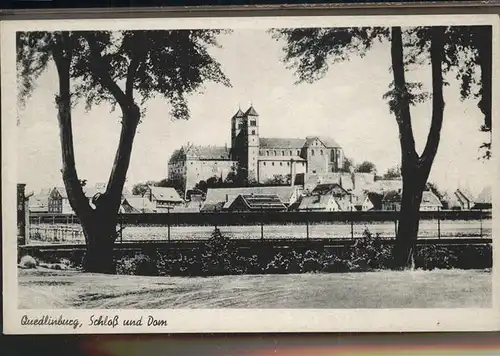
xmin=18 ymin=268 xmax=491 ymax=309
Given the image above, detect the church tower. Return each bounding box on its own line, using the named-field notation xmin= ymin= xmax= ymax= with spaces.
xmin=230 ymin=108 xmax=245 ymax=161
xmin=244 ymin=105 xmax=260 ymax=183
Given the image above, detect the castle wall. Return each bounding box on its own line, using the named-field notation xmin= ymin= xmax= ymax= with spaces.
xmin=306 ymin=140 xmax=330 ymax=174
xmin=258 ymin=159 xmax=307 ymax=183
xmin=184 ymin=159 xmax=237 ymax=191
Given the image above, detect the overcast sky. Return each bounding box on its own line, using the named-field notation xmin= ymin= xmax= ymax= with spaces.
xmin=17 ymin=29 xmax=492 ymax=197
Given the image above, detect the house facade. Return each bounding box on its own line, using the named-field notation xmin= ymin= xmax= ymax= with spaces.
xmin=145 ymin=186 xmax=184 ymax=212
xmin=297 ymin=183 xmax=353 ymax=212
xmin=382 ymin=190 xmax=443 ymax=211
xmin=48 ymin=187 xmax=74 ymax=214
xmin=168 ymin=105 xmax=345 ymax=191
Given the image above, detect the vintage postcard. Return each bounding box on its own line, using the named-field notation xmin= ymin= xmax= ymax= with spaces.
xmin=2 ymin=11 xmax=499 ymax=334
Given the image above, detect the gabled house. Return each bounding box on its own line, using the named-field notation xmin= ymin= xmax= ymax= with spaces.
xmin=120 ymin=196 xmax=156 ymax=213
xmin=382 ymin=190 xmax=443 ymax=211
xmin=48 ymin=187 xmax=74 ymax=214
xmin=203 ymin=186 xmax=301 ymax=211
xmin=145 ymin=186 xmax=184 ymax=212
xmin=382 ymin=190 xmax=402 ymax=211
xmin=353 ymin=191 xmax=383 ymax=211
xmin=420 ymin=191 xmax=444 ymax=211
xmin=297 ymin=183 xmax=353 ymax=212
xmin=225 ymin=194 xmax=287 ymax=212
xmin=474 ymin=186 xmax=492 ymax=210
xmin=455 ymin=189 xmax=475 ymax=210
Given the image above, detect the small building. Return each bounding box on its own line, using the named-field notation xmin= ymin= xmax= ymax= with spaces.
xmin=420 ymin=191 xmax=443 ymax=211
xmin=203 ymin=186 xmax=301 ymax=211
xmin=145 ymin=186 xmax=184 ymax=212
xmin=381 ymin=190 xmax=402 ymax=211
xmin=120 ymin=196 xmax=156 ymax=213
xmin=48 ymin=187 xmax=74 ymax=214
xmin=353 ymin=191 xmax=383 ymax=211
xmin=225 ymin=194 xmax=287 ymax=212
xmin=297 ymin=183 xmax=353 ymax=212
xmin=455 ymin=189 xmax=475 ymax=210
xmin=382 ymin=190 xmax=443 ymax=211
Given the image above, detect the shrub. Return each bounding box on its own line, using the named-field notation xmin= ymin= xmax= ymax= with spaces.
xmin=350 ymin=229 xmax=392 ymax=271
xmin=415 ymin=245 xmax=460 ymax=270
xmin=300 ymin=250 xmax=322 ymax=273
xmin=265 ymin=253 xmax=290 ymax=274
xmin=321 ymin=252 xmax=351 ymax=273
xmin=200 ymin=228 xmax=236 ymax=275
xmin=116 ymin=253 xmax=158 ymax=276
xmin=157 ymin=253 xmax=201 ymax=276
xmin=19 ymin=255 xmax=38 ymax=269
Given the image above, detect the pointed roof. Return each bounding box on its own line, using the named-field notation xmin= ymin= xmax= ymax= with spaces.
xmin=421 ymin=191 xmax=442 ymax=207
xmin=233 ymin=108 xmax=245 ymax=118
xmin=245 ymin=105 xmax=259 ymax=116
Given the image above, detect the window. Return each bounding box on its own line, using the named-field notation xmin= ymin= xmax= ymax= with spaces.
xmin=251 ymin=130 xmax=256 ymax=135
xmin=250 ymin=120 xmax=256 ymax=126
xmin=287 ymin=162 xmax=290 ymax=166
xmin=320 ymin=150 xmax=324 ymax=155
xmin=272 ymin=162 xmax=275 ymax=166
xmin=297 ymin=150 xmax=300 ymax=155
xmin=290 ymin=150 xmax=293 ymax=156
xmin=263 ymin=162 xmax=266 ymax=166
xmin=282 ymin=151 xmax=285 ymax=156
xmin=273 ymin=150 xmax=277 ymax=156
xmin=266 ymin=151 xmax=269 ymax=156
xmin=280 ymin=162 xmax=283 ymax=166
xmin=311 ymin=150 xmax=315 ymax=156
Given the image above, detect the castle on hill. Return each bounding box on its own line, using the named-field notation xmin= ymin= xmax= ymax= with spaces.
xmin=167 ymin=105 xmax=345 ymax=191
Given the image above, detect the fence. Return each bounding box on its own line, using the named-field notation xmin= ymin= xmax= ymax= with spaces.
xmin=27 ymin=210 xmax=491 ymax=244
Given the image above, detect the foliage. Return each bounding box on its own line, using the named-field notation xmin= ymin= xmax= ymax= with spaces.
xmin=414 ymin=245 xmax=459 ymax=270
xmin=113 ymin=240 xmax=491 ymax=276
xmin=271 ymin=26 xmax=491 ymax=159
xmin=354 ymin=161 xmax=377 ymax=174
xmin=382 ymin=165 xmax=401 ymax=179
xmin=269 ymin=27 xmax=389 ymax=84
xmin=264 ymin=174 xmax=292 ymax=186
xmin=116 ymin=253 xmax=158 ymax=276
xmin=132 ymin=179 xmax=183 ymax=196
xmin=17 ymin=30 xmax=232 ymax=118
xmin=200 ymin=228 xmax=235 ymax=275
xmin=350 ymin=229 xmax=392 ymax=270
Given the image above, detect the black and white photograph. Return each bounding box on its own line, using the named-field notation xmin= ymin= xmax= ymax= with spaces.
xmin=2 ymin=13 xmax=499 ymax=333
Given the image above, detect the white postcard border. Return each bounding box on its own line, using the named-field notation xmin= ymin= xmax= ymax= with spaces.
xmin=2 ymin=13 xmax=500 ymax=334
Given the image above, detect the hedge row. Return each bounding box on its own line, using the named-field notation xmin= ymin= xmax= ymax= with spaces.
xmin=116 ymin=228 xmax=492 ymax=276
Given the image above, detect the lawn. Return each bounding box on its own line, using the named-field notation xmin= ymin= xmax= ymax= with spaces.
xmin=18 ymin=268 xmax=491 ymax=309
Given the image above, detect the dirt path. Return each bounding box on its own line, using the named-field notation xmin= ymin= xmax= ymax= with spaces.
xmin=18 ymin=268 xmax=491 ymax=309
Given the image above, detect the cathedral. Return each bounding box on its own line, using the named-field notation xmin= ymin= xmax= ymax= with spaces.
xmin=168 ymin=105 xmax=345 ymax=191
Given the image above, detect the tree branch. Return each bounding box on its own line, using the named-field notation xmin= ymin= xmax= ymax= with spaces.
xmin=419 ymin=26 xmax=446 ymax=174
xmin=125 ymin=54 xmax=140 ymax=101
xmin=390 ymin=27 xmax=418 ymax=166
xmin=84 ymin=34 xmax=129 ymax=110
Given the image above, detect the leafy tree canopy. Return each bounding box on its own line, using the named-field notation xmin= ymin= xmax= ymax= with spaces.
xmin=354 ymin=161 xmax=377 ymax=174
xmin=17 ymin=30 xmax=231 ymax=119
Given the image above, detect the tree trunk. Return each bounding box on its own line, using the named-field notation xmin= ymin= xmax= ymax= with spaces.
xmin=393 ymin=168 xmax=426 ymax=268
xmin=390 ymin=26 xmax=445 ymax=269
xmin=53 ymin=33 xmax=141 ymax=274
xmin=81 ymin=210 xmax=118 ymax=273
